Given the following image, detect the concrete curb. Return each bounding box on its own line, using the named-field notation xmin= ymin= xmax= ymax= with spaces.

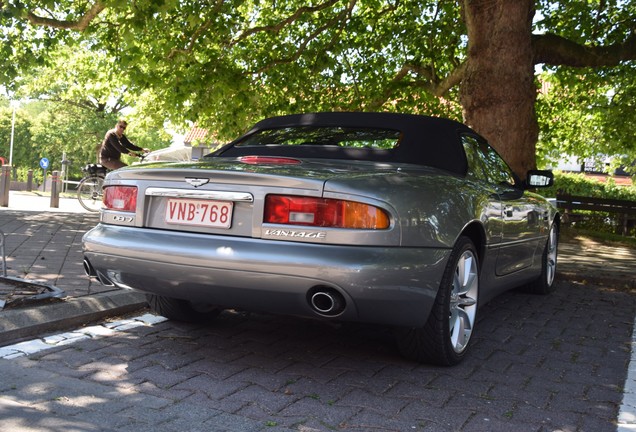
xmin=0 ymin=290 xmax=147 ymax=346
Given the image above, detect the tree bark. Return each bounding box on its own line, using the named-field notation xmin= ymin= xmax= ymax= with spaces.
xmin=460 ymin=0 xmax=538 ymax=178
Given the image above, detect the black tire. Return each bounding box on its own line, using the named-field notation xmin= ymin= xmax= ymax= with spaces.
xmin=395 ymin=236 xmax=480 ymax=366
xmin=147 ymin=294 xmax=221 ymax=323
xmin=77 ymin=175 xmax=104 ymax=212
xmin=523 ymin=223 xmax=559 ymax=295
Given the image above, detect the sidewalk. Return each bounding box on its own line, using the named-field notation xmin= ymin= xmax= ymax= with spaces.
xmin=3 ymin=189 xmax=90 ymax=213
xmin=0 ymin=191 xmax=147 ymax=344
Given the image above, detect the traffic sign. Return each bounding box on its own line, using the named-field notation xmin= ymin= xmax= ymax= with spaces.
xmin=39 ymin=158 xmax=50 ymax=169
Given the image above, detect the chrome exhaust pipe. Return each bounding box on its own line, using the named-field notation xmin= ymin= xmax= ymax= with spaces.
xmin=309 ymin=289 xmax=345 ymax=316
xmin=83 ymin=259 xmax=97 ymax=278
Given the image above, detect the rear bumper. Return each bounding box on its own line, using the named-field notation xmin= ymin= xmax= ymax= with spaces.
xmin=82 ymin=224 xmax=450 ymax=327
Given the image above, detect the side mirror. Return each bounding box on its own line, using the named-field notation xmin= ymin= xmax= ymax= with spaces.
xmin=526 ymin=170 xmax=554 ymax=188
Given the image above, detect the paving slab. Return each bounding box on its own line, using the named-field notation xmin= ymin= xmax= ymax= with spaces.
xmin=1 ymin=192 xmax=148 ymax=345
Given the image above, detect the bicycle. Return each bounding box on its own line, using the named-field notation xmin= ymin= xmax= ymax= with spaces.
xmin=77 ymin=163 xmax=108 ymax=212
xmin=77 ymin=153 xmax=149 ymax=212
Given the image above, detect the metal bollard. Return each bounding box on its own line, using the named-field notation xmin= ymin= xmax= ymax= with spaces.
xmin=0 ymin=166 xmax=10 ymax=207
xmin=50 ymin=170 xmax=60 ymax=208
xmin=27 ymin=169 xmax=33 ymax=192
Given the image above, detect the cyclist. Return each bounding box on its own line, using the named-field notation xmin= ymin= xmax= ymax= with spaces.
xmin=99 ymin=120 xmax=149 ymax=170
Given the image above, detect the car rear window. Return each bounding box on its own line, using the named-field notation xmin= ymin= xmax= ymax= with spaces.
xmin=235 ymin=127 xmax=401 ymax=150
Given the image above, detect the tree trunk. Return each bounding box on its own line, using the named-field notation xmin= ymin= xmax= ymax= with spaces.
xmin=460 ymin=0 xmax=537 ymax=178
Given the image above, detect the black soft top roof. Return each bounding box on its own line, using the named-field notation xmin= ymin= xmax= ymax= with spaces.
xmin=213 ymin=112 xmax=478 ymax=175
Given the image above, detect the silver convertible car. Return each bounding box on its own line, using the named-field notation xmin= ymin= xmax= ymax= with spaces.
xmin=82 ymin=112 xmax=559 ymax=365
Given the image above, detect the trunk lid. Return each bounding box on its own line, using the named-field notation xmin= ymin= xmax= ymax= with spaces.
xmin=104 ymin=158 xmax=407 ymax=239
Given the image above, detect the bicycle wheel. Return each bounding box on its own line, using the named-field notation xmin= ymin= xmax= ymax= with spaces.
xmin=77 ymin=176 xmax=105 ymax=212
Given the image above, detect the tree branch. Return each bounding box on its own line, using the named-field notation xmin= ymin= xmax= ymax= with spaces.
xmin=411 ymin=62 xmax=467 ymax=97
xmin=167 ymin=0 xmax=224 ymax=59
xmin=231 ymin=0 xmax=343 ymax=47
xmin=39 ymin=95 xmax=104 ymax=112
xmin=25 ymin=1 xmax=106 ymax=31
xmin=532 ymin=30 xmax=636 ymax=67
xmin=249 ymin=0 xmax=356 ymax=75
xmin=366 ymin=61 xmax=467 ymax=110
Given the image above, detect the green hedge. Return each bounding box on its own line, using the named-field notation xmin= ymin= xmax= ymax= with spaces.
xmin=537 ymin=172 xmax=636 ymax=237
xmin=538 ymin=172 xmax=636 ymax=201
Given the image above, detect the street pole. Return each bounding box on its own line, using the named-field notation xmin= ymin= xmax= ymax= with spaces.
xmin=9 ymin=103 xmax=15 ymax=166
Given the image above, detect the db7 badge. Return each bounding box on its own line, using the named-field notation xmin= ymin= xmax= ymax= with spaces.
xmin=103 ymin=214 xmax=135 ymax=226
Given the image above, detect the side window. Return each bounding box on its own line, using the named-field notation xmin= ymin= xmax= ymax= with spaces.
xmin=462 ymin=136 xmax=489 ymax=181
xmin=462 ymin=135 xmax=516 ymax=186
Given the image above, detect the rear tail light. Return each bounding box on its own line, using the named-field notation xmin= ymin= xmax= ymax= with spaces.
xmin=264 ymin=195 xmax=390 ymax=229
xmin=103 ymin=186 xmax=137 ymax=212
xmin=240 ymin=156 xmax=302 ymax=165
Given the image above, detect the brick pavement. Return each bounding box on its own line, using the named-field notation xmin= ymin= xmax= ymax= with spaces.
xmin=0 ymin=277 xmax=634 ymax=431
xmin=0 ymin=196 xmax=635 ymax=431
xmin=0 ymin=209 xmax=109 ymax=300
xmin=558 ymin=236 xmax=636 ymax=290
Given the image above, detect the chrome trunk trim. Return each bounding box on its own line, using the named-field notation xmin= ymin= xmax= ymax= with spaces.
xmin=145 ymin=188 xmax=254 ymax=202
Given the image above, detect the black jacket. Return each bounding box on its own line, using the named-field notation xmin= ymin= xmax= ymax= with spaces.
xmin=100 ymin=129 xmax=144 ymax=160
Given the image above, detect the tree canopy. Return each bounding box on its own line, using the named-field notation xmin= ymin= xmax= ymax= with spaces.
xmin=1 ymin=0 xmax=635 ymax=176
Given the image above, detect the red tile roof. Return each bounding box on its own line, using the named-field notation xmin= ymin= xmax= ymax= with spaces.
xmin=183 ymin=126 xmax=209 ymax=145
xmin=585 ymin=174 xmax=633 ymax=186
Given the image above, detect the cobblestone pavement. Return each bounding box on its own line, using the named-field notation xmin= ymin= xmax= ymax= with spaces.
xmin=0 ymin=210 xmax=105 ymax=302
xmin=0 ymin=200 xmax=635 ymax=431
xmin=558 ymin=236 xmax=636 ymax=290
xmin=1 ymin=276 xmax=634 ymax=432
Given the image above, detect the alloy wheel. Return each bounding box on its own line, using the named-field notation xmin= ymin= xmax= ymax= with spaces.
xmin=449 ymin=250 xmax=479 ymax=354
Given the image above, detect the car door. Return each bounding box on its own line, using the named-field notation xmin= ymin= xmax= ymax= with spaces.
xmin=462 ymin=135 xmax=543 ymax=276
xmin=492 ymin=182 xmax=545 ymax=275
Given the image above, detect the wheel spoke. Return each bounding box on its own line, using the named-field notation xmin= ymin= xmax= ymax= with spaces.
xmin=457 ymin=296 xmax=477 ymax=307
xmin=449 ymin=250 xmax=479 ymax=354
xmin=456 ymin=255 xmax=469 ymax=285
xmin=545 ymin=226 xmax=558 ymax=286
xmin=450 ymin=307 xmax=472 ymax=351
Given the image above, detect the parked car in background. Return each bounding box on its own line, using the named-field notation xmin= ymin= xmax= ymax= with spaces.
xmin=83 ymin=112 xmax=559 ymax=365
xmin=141 ymin=145 xmax=193 ymax=163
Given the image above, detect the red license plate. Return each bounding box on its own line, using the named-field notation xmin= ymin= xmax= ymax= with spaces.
xmin=166 ymin=198 xmax=233 ymax=228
